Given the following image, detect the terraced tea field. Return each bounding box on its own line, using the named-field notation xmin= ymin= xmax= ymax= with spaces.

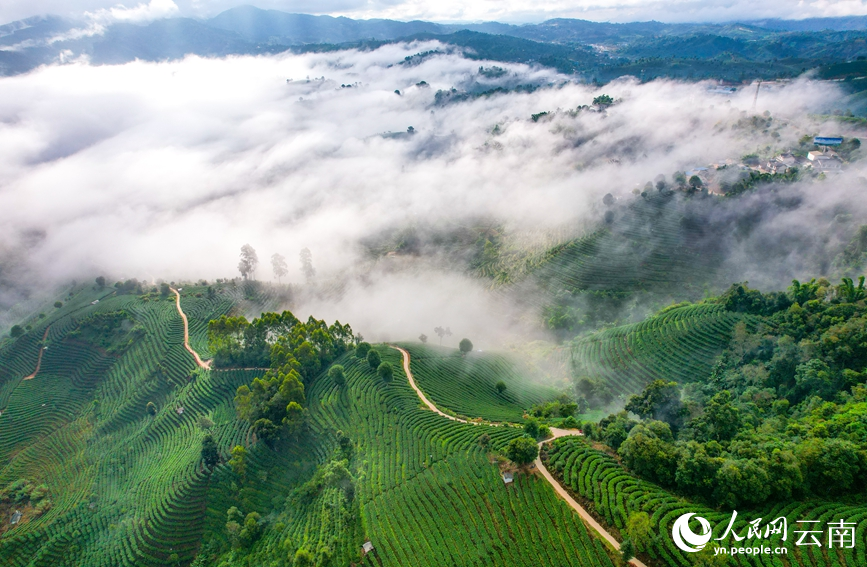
xmin=507 ymin=193 xmax=726 ymax=309
xmin=570 ymin=303 xmax=754 ymax=398
xmin=400 ymin=344 xmax=560 ymax=423
xmin=0 ymin=287 xmax=622 ymax=567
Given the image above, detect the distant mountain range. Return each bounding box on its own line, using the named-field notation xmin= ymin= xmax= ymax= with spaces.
xmin=2 ymin=5 xmax=867 ymax=84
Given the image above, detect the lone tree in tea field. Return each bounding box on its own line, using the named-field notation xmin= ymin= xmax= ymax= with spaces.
xmin=505 ymin=436 xmax=538 ymax=466
xmin=378 ymin=361 xmax=393 ymax=383
xmin=419 ymin=333 xmax=428 ymax=344
xmin=459 ymin=338 xmax=473 ymax=355
xmin=238 ymin=244 xmax=259 ymax=280
xmin=495 ymin=381 xmax=507 ymax=394
xmin=329 ymin=364 xmax=346 ymax=387
xmin=271 ymin=253 xmax=288 ymax=283
xmin=367 ymin=349 xmax=381 ymax=370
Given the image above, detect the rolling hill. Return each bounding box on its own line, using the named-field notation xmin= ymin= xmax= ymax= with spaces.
xmin=0 ymin=282 xmax=617 ymax=567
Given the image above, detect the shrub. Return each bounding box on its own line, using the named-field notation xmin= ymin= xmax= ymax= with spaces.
xmin=561 ymin=416 xmax=579 ymax=429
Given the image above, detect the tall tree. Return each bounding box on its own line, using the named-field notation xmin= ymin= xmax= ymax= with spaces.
xmin=271 ymin=253 xmax=288 ymax=283
xmin=505 ymin=436 xmax=538 ymax=465
xmin=201 ymin=434 xmax=219 ymax=468
xmin=459 ymin=338 xmax=473 ymax=355
xmin=300 ymin=248 xmax=316 ymax=282
xmin=625 ymin=379 xmax=686 ymax=431
xmin=238 ymin=244 xmax=259 ymax=280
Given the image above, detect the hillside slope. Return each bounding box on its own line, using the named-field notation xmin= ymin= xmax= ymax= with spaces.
xmin=0 ymin=289 xmax=618 ymax=567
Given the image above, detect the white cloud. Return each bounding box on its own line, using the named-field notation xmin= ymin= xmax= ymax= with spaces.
xmin=0 ymin=43 xmax=860 ymax=342
xmin=85 ymin=0 xmax=179 ymax=24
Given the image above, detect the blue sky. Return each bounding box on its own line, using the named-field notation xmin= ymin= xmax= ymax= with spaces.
xmin=3 ymin=0 xmax=867 ymax=25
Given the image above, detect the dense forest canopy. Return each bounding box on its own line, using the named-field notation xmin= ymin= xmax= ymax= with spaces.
xmin=585 ymin=277 xmax=867 ymax=508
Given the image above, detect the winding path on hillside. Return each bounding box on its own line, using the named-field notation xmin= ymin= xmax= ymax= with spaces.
xmin=23 ymin=326 xmax=51 ymax=381
xmin=389 ymin=345 xmax=648 ymax=567
xmin=171 ymin=288 xmax=211 ymax=370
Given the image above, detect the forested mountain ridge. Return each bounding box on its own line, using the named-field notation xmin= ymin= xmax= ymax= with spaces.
xmin=3 ymin=7 xmax=867 ymax=85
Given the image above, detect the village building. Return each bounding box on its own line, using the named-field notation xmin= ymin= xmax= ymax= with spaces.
xmin=10 ymin=510 xmax=22 ymax=525
xmin=502 ymin=472 xmax=514 ymax=484
xmin=807 ymin=150 xmax=843 ymax=172
xmin=764 ymin=152 xmax=804 ymax=174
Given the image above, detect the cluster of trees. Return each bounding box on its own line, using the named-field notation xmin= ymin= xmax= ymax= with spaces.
xmin=354 ymin=342 xmax=393 ymax=383
xmin=1 ymin=478 xmax=51 ymax=515
xmin=225 ymin=506 xmax=263 ymax=549
xmin=237 ymin=244 xmax=316 ymax=283
xmin=68 ymin=310 xmax=143 ymax=354
xmin=208 ymin=311 xmax=353 ymax=369
xmin=528 ymin=394 xmax=581 ymax=419
xmin=585 ymin=278 xmax=867 ymax=507
xmin=211 ymin=309 xmax=354 ymax=444
xmin=575 ymin=375 xmax=614 ymax=408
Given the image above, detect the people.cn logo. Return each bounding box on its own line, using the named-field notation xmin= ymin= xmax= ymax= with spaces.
xmin=672 ymin=513 xmax=713 ymax=553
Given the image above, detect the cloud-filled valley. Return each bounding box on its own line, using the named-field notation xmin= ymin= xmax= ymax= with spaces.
xmin=0 ymin=42 xmax=864 ymax=343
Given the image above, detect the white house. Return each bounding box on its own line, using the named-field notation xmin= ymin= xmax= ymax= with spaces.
xmin=807 ymin=150 xmax=843 ymax=171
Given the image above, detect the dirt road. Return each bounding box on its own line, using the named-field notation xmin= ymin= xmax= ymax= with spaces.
xmin=389 ymin=345 xmax=647 ymax=567
xmin=23 ymin=326 xmax=51 ymax=380
xmin=171 ymin=288 xmax=211 ymax=370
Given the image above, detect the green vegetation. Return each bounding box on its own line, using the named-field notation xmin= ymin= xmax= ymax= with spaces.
xmin=0 ymin=284 xmax=621 ymax=567
xmin=207 ymin=311 xmax=353 ymax=369
xmin=66 ymin=310 xmax=144 ymax=354
xmin=505 ymin=436 xmax=539 ymax=465
xmin=402 ymin=344 xmax=560 ymax=423
xmin=584 ymin=278 xmax=867 ymax=509
xmin=571 ymin=303 xmax=751 ymax=402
